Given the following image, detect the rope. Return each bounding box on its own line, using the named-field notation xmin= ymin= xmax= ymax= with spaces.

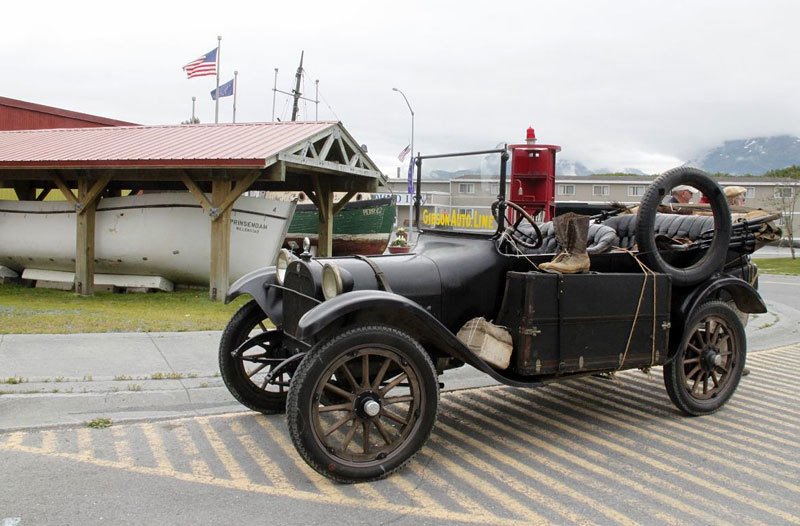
xmin=612 ymin=247 xmax=659 ymax=370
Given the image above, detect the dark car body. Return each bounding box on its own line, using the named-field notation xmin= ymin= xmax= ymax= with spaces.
xmin=219 ymin=166 xmax=770 ymax=483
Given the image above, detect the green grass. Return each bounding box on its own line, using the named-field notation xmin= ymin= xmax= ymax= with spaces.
xmin=752 ymin=257 xmax=800 ymax=276
xmin=0 ymin=282 xmax=248 ymax=334
xmin=85 ymin=417 xmax=113 ymax=429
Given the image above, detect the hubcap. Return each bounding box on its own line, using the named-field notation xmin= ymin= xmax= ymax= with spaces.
xmin=363 ymin=399 xmax=381 ymax=417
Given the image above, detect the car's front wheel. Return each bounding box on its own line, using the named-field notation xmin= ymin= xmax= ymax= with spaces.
xmin=664 ymin=301 xmax=746 ymax=415
xmin=219 ymin=300 xmax=299 ymax=414
xmin=287 ymin=325 xmax=439 ymax=483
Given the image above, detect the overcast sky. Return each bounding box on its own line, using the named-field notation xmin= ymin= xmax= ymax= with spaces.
xmin=5 ymin=0 xmax=799 ymax=177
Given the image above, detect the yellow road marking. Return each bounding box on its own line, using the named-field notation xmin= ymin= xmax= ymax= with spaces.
xmin=1 ymin=440 xmax=527 ymax=526
xmin=228 ymin=419 xmax=293 ymax=490
xmin=466 ymin=391 xmax=725 ymax=525
xmin=505 ymin=388 xmax=796 ymax=523
xmin=617 ymin=378 xmax=800 ymax=469
xmin=111 ymin=427 xmax=134 ymax=467
xmin=433 ymin=423 xmax=585 ymax=524
xmin=76 ymin=428 xmax=94 ymax=461
xmin=196 ymin=418 xmax=248 ymax=481
xmin=549 ymin=382 xmax=800 ymax=494
xmin=405 ymin=457 xmax=496 ymax=517
xmin=444 ymin=398 xmax=685 ymax=526
xmin=172 ymin=424 xmax=214 ymax=479
xmin=437 ymin=416 xmax=636 ymax=525
xmin=40 ymin=430 xmax=56 ymax=453
xmin=141 ymin=423 xmax=173 ymax=471
xmin=621 ymin=375 xmax=800 ymax=454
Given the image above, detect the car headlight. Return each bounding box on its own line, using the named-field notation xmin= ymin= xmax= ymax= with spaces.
xmin=322 ymin=263 xmax=344 ymax=300
xmin=275 ymin=248 xmax=293 ymax=285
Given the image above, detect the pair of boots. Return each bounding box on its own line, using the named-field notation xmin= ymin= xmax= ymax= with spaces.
xmin=539 ymin=212 xmax=590 ymax=274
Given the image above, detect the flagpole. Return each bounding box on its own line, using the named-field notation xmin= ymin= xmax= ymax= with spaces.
xmin=271 ymin=68 xmax=278 ymax=122
xmin=214 ymin=35 xmax=221 ymax=124
xmin=233 ymin=71 xmax=238 ymax=123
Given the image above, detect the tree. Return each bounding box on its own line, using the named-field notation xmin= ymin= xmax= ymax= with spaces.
xmin=764 ymin=165 xmax=800 ymax=259
xmin=181 ymin=116 xmax=200 ymax=125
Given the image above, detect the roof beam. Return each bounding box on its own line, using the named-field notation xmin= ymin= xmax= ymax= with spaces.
xmin=76 ymin=173 xmax=112 ymax=215
xmin=50 ymin=172 xmax=79 ymax=207
xmin=180 ymin=172 xmax=214 ymax=216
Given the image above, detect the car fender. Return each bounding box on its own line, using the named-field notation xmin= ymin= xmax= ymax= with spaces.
xmin=296 ymin=290 xmax=541 ymax=388
xmin=676 ymin=275 xmax=767 ymax=329
xmin=225 ymin=267 xmax=284 ymax=326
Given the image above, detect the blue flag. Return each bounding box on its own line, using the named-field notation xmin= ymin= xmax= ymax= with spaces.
xmin=210 ymin=79 xmax=235 ymax=101
xmin=407 ymin=156 xmax=414 ymax=194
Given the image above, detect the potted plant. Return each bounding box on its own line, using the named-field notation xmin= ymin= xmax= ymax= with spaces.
xmin=387 ymin=229 xmax=411 ymax=253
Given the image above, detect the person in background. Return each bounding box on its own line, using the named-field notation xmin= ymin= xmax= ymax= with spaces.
xmin=724 ymin=184 xmax=752 ymax=377
xmin=668 ymin=185 xmax=696 ymax=204
xmin=725 ymin=186 xmax=748 ymax=207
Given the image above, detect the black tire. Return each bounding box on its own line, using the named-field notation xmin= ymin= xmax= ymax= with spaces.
xmin=219 ymin=300 xmax=296 ymax=414
xmin=664 ymin=301 xmax=746 ymax=415
xmin=287 ymin=325 xmax=439 ymax=483
xmin=636 ymin=167 xmax=732 ymax=286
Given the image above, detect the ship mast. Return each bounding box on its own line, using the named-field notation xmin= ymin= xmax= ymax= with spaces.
xmin=291 ymin=51 xmax=304 ymax=122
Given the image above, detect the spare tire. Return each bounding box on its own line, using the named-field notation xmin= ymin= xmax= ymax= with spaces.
xmin=636 ymin=167 xmax=731 ymax=286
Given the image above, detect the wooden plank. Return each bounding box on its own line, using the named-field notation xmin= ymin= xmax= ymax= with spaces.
xmin=313 ymin=176 xmax=334 ymax=257
xmin=75 ymin=178 xmax=96 ymax=296
xmin=179 ymin=173 xmax=214 ymax=215
xmin=76 ymin=174 xmax=111 ymax=215
xmin=51 ymin=173 xmax=79 ymax=207
xmin=209 ymin=178 xmax=232 ymax=301
xmin=213 ymin=170 xmax=262 ymax=222
xmin=331 ymin=191 xmax=357 ymax=216
xmin=317 ymin=133 xmax=335 ymax=161
xmin=13 ymin=183 xmax=35 ymax=200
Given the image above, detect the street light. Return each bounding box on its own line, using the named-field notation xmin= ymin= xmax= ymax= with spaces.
xmin=392 ymin=87 xmax=415 ymax=231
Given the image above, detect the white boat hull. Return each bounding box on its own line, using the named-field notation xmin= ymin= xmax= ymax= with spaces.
xmin=0 ymin=193 xmax=295 ymax=285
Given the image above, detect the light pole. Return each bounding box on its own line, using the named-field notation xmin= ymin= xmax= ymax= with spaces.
xmin=392 ymin=87 xmax=415 ymax=231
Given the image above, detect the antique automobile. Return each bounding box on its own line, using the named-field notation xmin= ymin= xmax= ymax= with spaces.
xmin=219 ymin=159 xmax=776 ymax=484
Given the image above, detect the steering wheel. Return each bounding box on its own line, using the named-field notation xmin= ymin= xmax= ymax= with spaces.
xmin=492 ymin=200 xmax=543 ymax=250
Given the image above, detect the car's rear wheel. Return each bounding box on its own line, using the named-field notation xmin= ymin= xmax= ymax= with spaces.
xmin=287 ymin=325 xmax=439 ymax=483
xmin=664 ymin=301 xmax=746 ymax=415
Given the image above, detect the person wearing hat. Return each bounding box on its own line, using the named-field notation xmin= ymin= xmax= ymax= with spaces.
xmin=724 ymin=185 xmax=748 ymax=207
xmin=668 ymin=185 xmax=697 ymax=204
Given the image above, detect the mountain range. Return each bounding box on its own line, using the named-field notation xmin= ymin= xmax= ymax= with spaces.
xmin=424 ymin=135 xmax=800 ymax=179
xmin=685 ymin=135 xmax=800 ymax=175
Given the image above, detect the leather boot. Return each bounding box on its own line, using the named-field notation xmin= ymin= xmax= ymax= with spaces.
xmin=539 ymin=213 xmax=590 ymax=274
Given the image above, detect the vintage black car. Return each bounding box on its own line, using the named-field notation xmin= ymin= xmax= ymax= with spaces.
xmin=219 ymin=163 xmax=773 ymax=483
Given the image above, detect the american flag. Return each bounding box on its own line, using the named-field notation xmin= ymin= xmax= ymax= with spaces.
xmin=183 ymin=48 xmax=218 ymax=79
xmin=397 ymin=144 xmax=411 ymax=162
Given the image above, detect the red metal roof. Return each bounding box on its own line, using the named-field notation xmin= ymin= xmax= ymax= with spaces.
xmin=0 ymin=96 xmax=137 ymax=129
xmin=0 ymin=121 xmax=340 ymax=169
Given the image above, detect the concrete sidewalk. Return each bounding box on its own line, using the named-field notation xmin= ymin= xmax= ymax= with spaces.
xmin=0 ymin=331 xmax=495 ymax=431
xmin=0 ymin=331 xmax=240 ymax=430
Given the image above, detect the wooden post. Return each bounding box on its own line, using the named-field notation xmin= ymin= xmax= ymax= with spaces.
xmin=209 ymin=178 xmax=232 ymax=301
xmin=75 ymin=178 xmax=96 ymax=296
xmin=315 ymin=178 xmax=334 ymax=257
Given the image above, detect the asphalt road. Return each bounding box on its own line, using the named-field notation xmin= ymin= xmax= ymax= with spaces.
xmin=2 ymin=347 xmax=799 ymax=525
xmin=1 ymin=274 xmax=798 ymax=525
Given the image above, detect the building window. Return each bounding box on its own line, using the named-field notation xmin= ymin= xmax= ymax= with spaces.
xmin=592 ymin=185 xmax=609 ymax=196
xmin=459 ymin=183 xmax=475 ymax=194
xmin=489 ymin=183 xmax=500 ymax=195
xmin=745 ymin=187 xmax=755 ymax=199
xmin=628 ymin=185 xmax=647 ymax=197
xmin=557 ymin=184 xmax=576 ymax=196
xmin=774 ymin=186 xmax=795 ymax=199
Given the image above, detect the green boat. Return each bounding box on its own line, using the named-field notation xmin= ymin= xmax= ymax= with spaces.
xmin=285 ymin=197 xmax=396 ymax=255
